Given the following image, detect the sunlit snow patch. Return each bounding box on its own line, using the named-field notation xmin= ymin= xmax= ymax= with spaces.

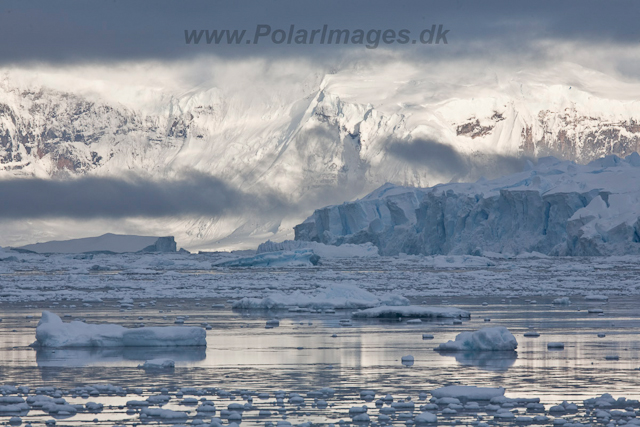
xmin=33 ymin=312 xmax=206 ymax=348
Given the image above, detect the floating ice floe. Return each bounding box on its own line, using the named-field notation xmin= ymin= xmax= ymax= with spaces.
xmin=33 ymin=312 xmax=206 ymax=348
xmin=431 ymin=386 xmax=505 ymax=400
xmin=547 ymin=342 xmax=565 ymax=349
xmin=352 ymin=305 xmax=470 ymax=319
xmin=434 ymin=327 xmax=518 ymax=351
xmin=214 ymin=249 xmax=320 ymax=268
xmin=552 ymin=297 xmax=571 ymax=305
xmin=233 ymin=284 xmax=408 ymax=310
xmin=137 ymin=359 xmax=175 ymax=369
xmin=415 ymin=411 xmax=437 ymax=423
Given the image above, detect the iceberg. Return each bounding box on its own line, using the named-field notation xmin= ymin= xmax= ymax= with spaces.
xmin=256 ymin=240 xmax=379 ymax=258
xmin=233 ymin=284 xmax=408 ymax=310
xmin=434 ymin=327 xmax=518 ymax=351
xmin=215 ymin=249 xmax=320 ymax=267
xmin=33 ymin=312 xmax=206 ymax=348
xmin=294 ymin=154 xmax=640 ymax=256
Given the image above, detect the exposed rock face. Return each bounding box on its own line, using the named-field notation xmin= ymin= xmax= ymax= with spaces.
xmin=295 ymin=154 xmax=640 ymax=256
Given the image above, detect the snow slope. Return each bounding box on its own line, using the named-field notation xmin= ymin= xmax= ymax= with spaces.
xmin=295 ymin=154 xmax=640 ymax=256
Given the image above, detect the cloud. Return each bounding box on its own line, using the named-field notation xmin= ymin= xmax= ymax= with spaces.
xmin=0 ymin=0 xmax=638 ymax=66
xmin=387 ymin=138 xmax=531 ymax=181
xmin=0 ymin=172 xmax=289 ymax=219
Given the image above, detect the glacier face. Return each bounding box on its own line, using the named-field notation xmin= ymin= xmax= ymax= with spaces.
xmin=295 ymin=154 xmax=640 ymax=256
xmin=3 ymin=60 xmax=640 ymax=249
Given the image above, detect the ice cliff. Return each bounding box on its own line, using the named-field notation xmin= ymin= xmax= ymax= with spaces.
xmin=294 ymin=154 xmax=640 ymax=256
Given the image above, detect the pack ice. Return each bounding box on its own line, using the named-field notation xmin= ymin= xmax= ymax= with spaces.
xmin=434 ymin=327 xmax=518 ymax=351
xmin=34 ymin=312 xmax=206 ymax=348
xmin=294 ymin=154 xmax=640 ymax=256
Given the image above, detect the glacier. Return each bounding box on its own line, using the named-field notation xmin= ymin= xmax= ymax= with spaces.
xmin=295 ymin=154 xmax=640 ymax=256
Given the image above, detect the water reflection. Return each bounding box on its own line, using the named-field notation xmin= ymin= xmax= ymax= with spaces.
xmin=36 ymin=346 xmax=206 ymax=367
xmin=437 ymin=350 xmax=518 ymax=371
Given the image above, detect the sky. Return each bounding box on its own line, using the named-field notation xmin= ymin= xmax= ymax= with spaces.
xmin=0 ymin=1 xmax=639 ymax=65
xmin=0 ymin=1 xmax=639 ymax=247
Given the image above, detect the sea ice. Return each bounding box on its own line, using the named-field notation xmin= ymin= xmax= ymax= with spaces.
xmin=215 ymin=249 xmax=320 ymax=267
xmin=434 ymin=327 xmax=518 ymax=351
xmin=137 ymin=359 xmax=175 ymax=369
xmin=233 ymin=284 xmax=408 ymax=310
xmin=33 ymin=312 xmax=206 ymax=347
xmin=431 ymin=386 xmax=505 ymax=400
xmin=352 ymin=306 xmax=470 ymax=319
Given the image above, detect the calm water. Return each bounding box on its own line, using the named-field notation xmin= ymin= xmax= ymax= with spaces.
xmin=0 ymin=296 xmax=639 ymax=426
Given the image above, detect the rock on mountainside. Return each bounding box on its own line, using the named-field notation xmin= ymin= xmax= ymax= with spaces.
xmin=2 ymin=62 xmax=640 ymax=249
xmin=294 ymin=154 xmax=640 ymax=256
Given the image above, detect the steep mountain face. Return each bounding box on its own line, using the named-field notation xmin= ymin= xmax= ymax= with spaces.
xmin=1 ymin=62 xmax=640 ymax=249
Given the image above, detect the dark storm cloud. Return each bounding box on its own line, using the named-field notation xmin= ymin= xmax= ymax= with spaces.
xmin=0 ymin=0 xmax=638 ymax=65
xmin=0 ymin=173 xmax=289 ymax=219
xmin=388 ymin=138 xmax=468 ymax=176
xmin=388 ymin=138 xmax=531 ymax=181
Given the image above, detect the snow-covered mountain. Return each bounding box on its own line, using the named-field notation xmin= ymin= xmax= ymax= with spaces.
xmin=294 ymin=154 xmax=640 ymax=256
xmin=1 ymin=60 xmax=640 ymax=250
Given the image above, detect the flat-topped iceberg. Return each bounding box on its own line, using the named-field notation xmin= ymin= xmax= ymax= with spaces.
xmin=294 ymin=154 xmax=640 ymax=256
xmin=352 ymin=305 xmax=470 ymax=319
xmin=435 ymin=327 xmax=518 ymax=351
xmin=233 ymin=284 xmax=408 ymax=310
xmin=34 ymin=312 xmax=206 ymax=348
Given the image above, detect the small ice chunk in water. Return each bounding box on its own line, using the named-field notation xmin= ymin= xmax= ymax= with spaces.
xmin=552 ymin=297 xmax=571 ymax=305
xmin=265 ymin=320 xmax=280 ymax=329
xmin=407 ymin=319 xmax=422 ymax=324
xmin=435 ymin=327 xmax=518 ymax=351
xmin=415 ymin=411 xmax=437 ymax=423
xmin=431 ymin=386 xmax=504 ymax=400
xmin=547 ymin=342 xmax=565 ymax=349
xmin=401 ymin=355 xmax=415 ymax=366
